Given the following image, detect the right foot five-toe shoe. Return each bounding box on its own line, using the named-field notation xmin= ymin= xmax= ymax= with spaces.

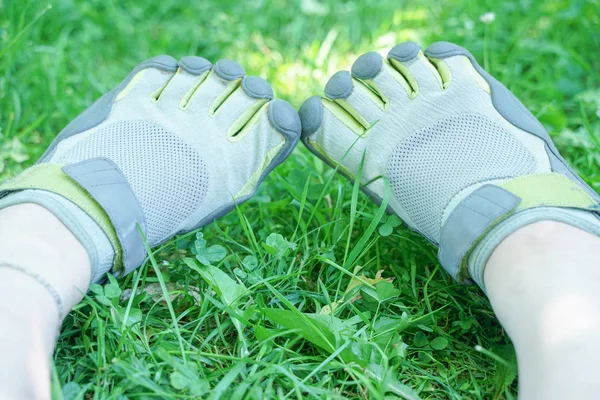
xmin=299 ymin=41 xmax=600 ymax=289
xmin=0 ymin=56 xmax=301 ymax=285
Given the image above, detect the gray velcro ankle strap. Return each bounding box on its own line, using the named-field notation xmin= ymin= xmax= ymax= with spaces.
xmin=63 ymin=158 xmax=147 ymax=273
xmin=438 ymin=185 xmax=521 ymax=282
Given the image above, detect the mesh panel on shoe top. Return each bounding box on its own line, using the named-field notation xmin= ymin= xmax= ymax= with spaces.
xmin=387 ymin=113 xmax=536 ymax=242
xmin=53 ymin=120 xmax=209 ymax=244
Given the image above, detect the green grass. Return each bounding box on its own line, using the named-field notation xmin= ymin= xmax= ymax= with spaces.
xmin=1 ymin=0 xmax=599 ymax=398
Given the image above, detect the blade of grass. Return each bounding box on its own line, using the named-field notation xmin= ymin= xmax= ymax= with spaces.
xmin=139 ymin=225 xmax=187 ymax=362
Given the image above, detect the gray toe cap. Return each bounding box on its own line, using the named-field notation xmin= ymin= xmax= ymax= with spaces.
xmin=388 ymin=42 xmax=421 ymax=62
xmin=424 ymin=42 xmax=470 ymax=58
xmin=139 ymin=55 xmax=179 ymax=72
xmin=324 ymin=71 xmax=353 ymax=99
xmin=179 ymin=56 xmax=212 ymax=75
xmin=214 ymin=59 xmax=246 ymax=80
xmin=298 ymin=95 xmax=324 ymax=138
xmin=242 ymin=76 xmax=274 ymax=99
xmin=352 ymin=52 xmax=383 ymax=80
xmin=268 ymin=99 xmax=302 ymax=140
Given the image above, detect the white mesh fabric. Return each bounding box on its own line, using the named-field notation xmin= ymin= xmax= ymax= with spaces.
xmin=386 ymin=113 xmax=536 ymax=242
xmin=52 ymin=120 xmax=208 ymax=245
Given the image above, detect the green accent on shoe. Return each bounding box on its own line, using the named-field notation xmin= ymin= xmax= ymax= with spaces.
xmin=322 ymin=99 xmax=365 ymax=136
xmin=499 ymin=173 xmax=598 ymax=211
xmin=426 ymin=57 xmax=452 ymax=90
xmin=0 ymin=164 xmax=123 ymax=270
xmin=228 ymin=100 xmax=269 ymax=141
xmin=307 ymin=140 xmax=357 ymax=182
xmin=387 ymin=58 xmax=419 ymax=98
xmin=334 ymin=99 xmax=372 ymax=131
xmin=209 ymin=77 xmax=242 ymax=116
xmin=235 ymin=141 xmax=285 ymax=199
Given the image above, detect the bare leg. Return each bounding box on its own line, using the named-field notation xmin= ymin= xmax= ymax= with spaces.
xmin=485 ymin=221 xmax=600 ymax=400
xmin=0 ymin=204 xmax=90 ymax=400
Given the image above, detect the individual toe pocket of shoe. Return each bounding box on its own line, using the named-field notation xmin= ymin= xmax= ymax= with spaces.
xmin=227 ymin=98 xmax=301 ymax=200
xmin=387 ymin=42 xmax=446 ymax=95
xmin=299 ymin=94 xmax=369 ymax=179
xmin=424 ymin=42 xmax=491 ymax=93
xmin=213 ymin=75 xmax=274 ymax=140
xmin=234 ymin=97 xmax=300 ymax=159
xmin=324 ymin=70 xmax=386 ymax=129
xmin=351 ymin=51 xmax=414 ymax=104
xmin=114 ymin=55 xmax=179 ymax=102
xmin=267 ymin=99 xmax=302 ymax=144
xmin=152 ymin=56 xmax=213 ymax=108
xmin=264 ymin=99 xmax=302 ymax=162
xmin=184 ymin=59 xmax=247 ymax=114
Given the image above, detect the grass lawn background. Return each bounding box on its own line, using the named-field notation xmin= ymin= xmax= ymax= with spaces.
xmin=1 ymin=0 xmax=599 ymax=398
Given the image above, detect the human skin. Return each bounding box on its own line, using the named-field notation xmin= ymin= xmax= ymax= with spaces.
xmin=0 ymin=203 xmax=90 ymax=400
xmin=485 ymin=221 xmax=600 ymax=399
